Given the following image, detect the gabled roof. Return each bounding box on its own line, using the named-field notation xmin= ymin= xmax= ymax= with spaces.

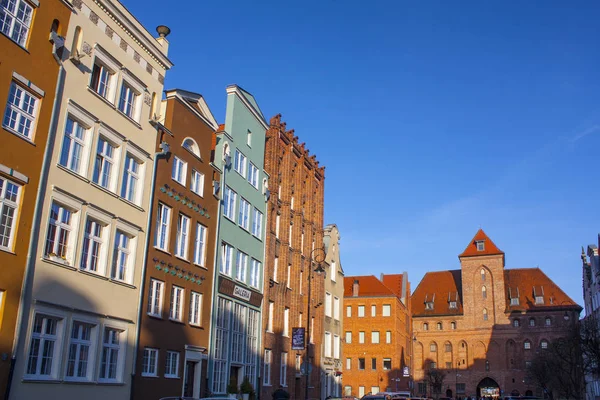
xmin=411 ymin=270 xmax=464 ymax=316
xmin=344 ymin=276 xmax=395 ymax=298
xmin=382 ymin=274 xmax=405 ymax=299
xmin=164 ymin=88 xmax=219 ymax=130
xmin=459 ymin=229 xmax=504 ymax=258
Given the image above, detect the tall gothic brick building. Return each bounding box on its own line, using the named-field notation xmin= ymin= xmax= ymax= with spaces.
xmin=261 ymin=114 xmax=325 ymax=400
xmin=412 ymin=229 xmax=581 ymax=399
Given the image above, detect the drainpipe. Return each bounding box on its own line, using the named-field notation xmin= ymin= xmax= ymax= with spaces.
xmin=129 ymin=138 xmax=170 ymax=400
xmin=5 ymin=62 xmax=67 ymax=400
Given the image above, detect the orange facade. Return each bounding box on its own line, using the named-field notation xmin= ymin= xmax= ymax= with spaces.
xmin=0 ymin=0 xmax=71 ymax=395
xmin=343 ymin=274 xmax=413 ymax=398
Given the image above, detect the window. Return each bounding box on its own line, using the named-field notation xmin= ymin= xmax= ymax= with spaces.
xmin=0 ymin=177 xmax=20 ymax=250
xmin=529 ymin=318 xmax=536 ymax=327
xmin=92 ymin=138 xmax=116 ymax=190
xmin=333 ymin=297 xmax=340 ymax=320
xmin=446 ymin=362 xmax=452 ymax=369
xmin=483 ymin=308 xmax=488 ymax=321
xmin=154 ymin=203 xmax=171 ymax=251
xmin=121 ymin=154 xmax=141 ymax=204
xmin=358 ymin=358 xmax=365 ymax=370
xmin=189 ymin=291 xmax=202 ymax=326
xmin=44 ymin=202 xmax=76 ymax=263
xmin=147 ymin=279 xmax=164 ymax=317
xmin=430 ymin=362 xmax=437 ymax=369
xmin=165 ymin=351 xmax=179 ymax=378
xmin=325 ymin=292 xmax=332 ymax=317
xmin=3 ymin=81 xmax=38 ymax=139
xmin=117 ymin=82 xmax=138 ymax=119
xmin=247 ymin=162 xmax=259 ymax=188
xmin=510 ymin=297 xmax=520 ymax=306
xmin=371 ymin=358 xmax=377 ymax=370
xmin=26 ymin=315 xmax=61 ymax=378
xmin=288 ymin=224 xmax=293 ymax=247
xmin=275 ymin=214 xmax=280 ymax=238
xmin=371 ymin=304 xmax=376 ymax=317
xmin=345 ymin=386 xmax=352 ymax=396
xmin=449 ymin=301 xmax=457 ymax=309
xmin=358 ymin=305 xmax=365 ymax=317
xmin=170 ymin=286 xmax=184 ymax=321
xmin=238 ymin=198 xmax=250 ymax=230
xmin=263 ymin=349 xmax=272 ymax=385
xmin=430 ymin=343 xmax=437 ymax=352
xmin=310 ymin=317 xmax=314 ymax=343
xmin=284 ymin=307 xmax=289 ymax=336
xmin=142 ymin=348 xmax=159 ymax=376
xmin=371 ymin=331 xmax=380 ymax=344
xmin=423 ymin=323 xmax=429 ymax=331
xmin=477 ymin=241 xmax=485 ymax=251
xmin=267 ymin=301 xmax=274 ymax=332
xmin=371 ymin=387 xmax=380 ymax=395
xmin=513 ymin=319 xmax=520 ymax=327
xmin=65 ymin=321 xmax=94 ymax=380
xmin=346 ymin=358 xmax=351 ymax=370
xmin=525 ymin=361 xmax=532 ymax=369
xmin=90 ymin=60 xmax=115 ymax=100
xmin=451 ymin=321 xmax=456 ymax=330
xmin=193 ymin=224 xmax=207 ymax=266
xmin=223 ymin=186 xmax=236 ymax=220
xmin=346 ymin=305 xmax=351 ymax=317
xmin=535 ymin=295 xmax=544 ymax=304
xmin=382 ymin=304 xmax=391 ymax=316
xmin=425 ymin=301 xmax=434 ymax=310
xmin=59 ymin=117 xmax=88 ymax=175
xmin=545 ymin=317 xmax=552 ymax=326
xmin=171 ymin=156 xmax=187 ymax=185
xmin=541 ymin=339 xmax=548 ymax=349
xmin=191 ymin=170 xmax=204 ymax=196
xmin=182 ymin=138 xmax=200 ymax=157
xmin=220 ymin=242 xmax=233 ymax=276
xmin=280 ymin=352 xmax=288 ymax=386
xmin=345 ymin=331 xmax=352 ymax=344
xmin=524 ymin=340 xmax=531 ymax=350
xmin=359 ymin=386 xmax=365 ymax=398
xmin=286 ymin=264 xmax=291 ymax=288
xmin=482 ymin=286 xmax=487 ymax=299
xmin=437 ymin=322 xmax=442 ymax=330
xmin=383 ymin=358 xmax=391 ymax=370
xmin=481 ymin=267 xmax=486 ymax=281
xmin=80 ymin=218 xmax=106 ymax=273
xmin=175 ymin=214 xmax=190 ymax=259
xmin=386 ymin=331 xmax=391 ymax=343
xmin=234 ymin=150 xmax=246 ymax=176
xmin=251 ymin=208 xmax=263 ymax=238
xmin=249 ymin=259 xmax=260 ymax=288
xmin=0 ymin=0 xmax=33 ymax=46
xmin=99 ymin=327 xmax=122 ymax=381
xmin=445 ymin=343 xmax=452 ymax=352
xmin=359 ymin=331 xmax=365 ymax=344
xmin=330 ymin=261 xmax=336 ymax=281
xmin=324 ymin=331 xmax=332 ymax=357
xmin=418 ymin=383 xmax=427 ymax=394
xmin=273 ymin=257 xmax=278 ymax=282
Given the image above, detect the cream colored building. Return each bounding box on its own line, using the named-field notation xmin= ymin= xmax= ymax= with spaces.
xmin=321 ymin=224 xmax=345 ymax=399
xmin=9 ymin=0 xmax=172 ymax=398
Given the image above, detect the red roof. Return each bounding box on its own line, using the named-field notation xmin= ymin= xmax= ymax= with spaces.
xmin=382 ymin=274 xmax=405 ymax=298
xmin=411 ymin=270 xmax=464 ymax=316
xmin=344 ymin=275 xmax=404 ymax=298
xmin=459 ymin=228 xmax=504 ymax=258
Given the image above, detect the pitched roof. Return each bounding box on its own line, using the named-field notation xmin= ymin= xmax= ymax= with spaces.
xmin=411 ymin=267 xmax=581 ymax=317
xmin=382 ymin=274 xmax=405 ymax=299
xmin=411 ymin=270 xmax=464 ymax=316
xmin=344 ymin=275 xmax=397 ymax=298
xmin=459 ymin=228 xmax=504 ymax=258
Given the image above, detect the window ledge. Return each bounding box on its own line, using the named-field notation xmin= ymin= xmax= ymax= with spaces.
xmin=0 ymin=247 xmax=16 ymax=255
xmin=96 ymin=381 xmax=126 ymax=386
xmin=141 ymin=374 xmax=159 ymax=378
xmin=164 ymin=375 xmax=180 ymax=380
xmin=87 ymin=87 xmax=116 ymax=109
xmin=110 ymin=279 xmax=136 ymax=289
xmin=63 ymin=379 xmax=96 ymax=385
xmin=42 ymin=256 xmax=76 ymax=270
xmin=193 ymin=263 xmax=208 ymax=271
xmin=116 ymin=109 xmax=142 ymax=129
xmin=169 ymin=318 xmax=185 ymax=325
xmin=90 ymin=181 xmax=118 ymax=198
xmin=118 ymin=196 xmax=145 ymax=212
xmin=2 ymin=126 xmax=36 ymax=146
xmin=189 ymin=323 xmax=204 ymax=330
xmin=22 ymin=377 xmax=61 ymax=383
xmin=147 ymin=313 xmax=163 ymax=320
xmin=174 ymin=255 xmax=190 ymax=264
xmin=56 ymin=164 xmax=89 ymax=183
xmin=171 ymin=178 xmax=187 ymax=189
xmin=78 ymin=269 xmax=109 ymax=281
xmin=153 ymin=247 xmax=171 ymax=256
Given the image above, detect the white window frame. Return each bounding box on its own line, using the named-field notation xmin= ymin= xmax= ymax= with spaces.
xmin=273 ymin=257 xmax=279 ymax=282
xmin=98 ymin=326 xmax=126 ymax=383
xmin=117 ymin=81 xmax=139 ymax=120
xmin=238 ymin=197 xmax=250 ymax=230
xmin=191 ymin=169 xmax=204 ymax=197
xmin=345 ymin=331 xmax=352 ymax=344
xmin=234 ymin=149 xmax=246 ymax=177
xmin=3 ymin=81 xmax=39 ymax=140
xmin=147 ymin=279 xmax=164 ymax=318
xmin=263 ymin=349 xmax=272 ymax=386
xmin=79 ymin=215 xmax=109 ymax=275
xmin=251 ymin=207 xmax=263 ymax=238
xmin=358 ymin=305 xmax=365 ymax=317
xmin=267 ymin=301 xmax=274 ymax=332
xmin=220 ymin=242 xmax=234 ymax=276
xmin=280 ymin=352 xmax=288 ymax=386
xmin=333 ymin=335 xmax=340 ymax=359
xmin=286 ymin=264 xmax=291 ymax=288
xmin=249 ymin=258 xmax=261 ymax=289
xmin=92 ymin=136 xmax=119 ymax=191
xmin=43 ymin=194 xmax=81 ymax=265
xmin=359 ymin=331 xmax=365 ymax=344
xmin=284 ymin=307 xmax=290 ymax=336
xmin=372 ymin=331 xmax=380 ymax=344
xmin=59 ymin=115 xmax=91 ymax=176
xmin=142 ymin=347 xmax=159 ymax=377
xmin=111 ymin=222 xmax=137 ymax=284
xmin=383 ymin=358 xmax=392 ymax=371
xmin=223 ymin=186 xmax=236 ymax=221
xmin=121 ymin=153 xmax=142 ymax=205
xmin=386 ymin=331 xmax=391 ymax=343
xmin=175 ymin=213 xmax=190 ymax=260
xmin=325 ymin=292 xmax=332 ymax=317
xmin=0 ymin=176 xmax=21 ymax=251
xmin=235 ymin=250 xmax=248 ymax=282
xmin=164 ymin=351 xmax=180 ymax=378
xmin=154 ymin=203 xmax=171 ymax=251
xmin=65 ymin=320 xmax=97 ymax=382
xmin=324 ymin=331 xmax=332 ymax=357
xmin=275 ymin=214 xmax=280 ymax=238
xmin=24 ymin=313 xmax=64 ymax=380
xmin=247 ymin=162 xmax=259 ymax=188
xmin=189 ymin=291 xmax=202 ymax=326
xmin=193 ymin=223 xmax=207 ymax=267
xmin=0 ymin=0 xmax=34 ymax=47
xmin=90 ymin=47 xmax=119 ymax=103
xmin=170 ymin=285 xmax=184 ymax=322
xmin=333 ymin=297 xmax=340 ymax=320
xmin=330 ymin=261 xmax=336 ymax=281
xmin=171 ymin=156 xmax=187 ymax=186
xmin=346 ymin=305 xmax=351 ymax=317
xmin=382 ymin=304 xmax=391 ymax=317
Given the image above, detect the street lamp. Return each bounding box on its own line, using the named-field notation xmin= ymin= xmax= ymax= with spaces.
xmin=305 ymin=247 xmax=326 ymax=400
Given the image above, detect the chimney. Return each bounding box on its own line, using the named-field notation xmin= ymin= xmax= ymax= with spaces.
xmin=401 ymin=271 xmax=408 ymax=305
xmin=352 ymin=279 xmax=359 ymax=297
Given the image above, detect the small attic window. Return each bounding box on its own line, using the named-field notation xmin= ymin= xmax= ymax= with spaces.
xmin=182 ymin=137 xmax=200 ymax=158
xmin=476 ymin=240 xmax=485 ymax=251
xmin=449 ymin=301 xmax=457 ymax=309
xmin=533 ymin=286 xmax=544 ymax=305
xmin=509 ymin=287 xmax=520 ymax=305
xmin=425 ymin=301 xmax=434 ymax=310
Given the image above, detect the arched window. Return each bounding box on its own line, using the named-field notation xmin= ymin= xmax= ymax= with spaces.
xmin=451 ymin=321 xmax=456 ymax=330
xmin=423 ymin=323 xmax=429 ymax=331
xmin=513 ymin=319 xmax=520 ymax=327
xmin=540 ymin=339 xmax=548 ymax=349
xmin=72 ymin=26 xmax=83 ymax=54
xmin=529 ymin=318 xmax=536 ymax=327
xmin=483 ymin=308 xmax=488 ymax=321
xmin=182 ymin=138 xmax=200 ymax=158
xmin=545 ymin=317 xmax=552 ymax=326
xmin=481 ymin=268 xmax=486 ymax=282
xmin=437 ymin=322 xmax=442 ymax=330
xmin=524 ymin=340 xmax=531 ymax=350
xmin=430 ymin=342 xmax=437 ymax=352
xmin=51 ymin=19 xmax=61 ymax=35
xmin=482 ymin=286 xmax=487 ymax=299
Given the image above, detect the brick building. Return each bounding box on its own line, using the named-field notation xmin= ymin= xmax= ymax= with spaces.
xmin=581 ymin=241 xmax=600 ymax=400
xmin=261 ymin=114 xmax=325 ymax=400
xmin=0 ymin=0 xmax=71 ymax=396
xmin=133 ymin=89 xmax=220 ymax=399
xmin=343 ymin=273 xmax=412 ymax=398
xmin=412 ymin=229 xmax=582 ymax=399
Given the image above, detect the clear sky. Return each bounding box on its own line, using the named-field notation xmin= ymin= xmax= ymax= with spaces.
xmin=126 ymin=0 xmax=600 ymax=310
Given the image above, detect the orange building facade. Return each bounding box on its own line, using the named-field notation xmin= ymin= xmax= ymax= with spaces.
xmin=411 ymin=229 xmax=582 ymax=399
xmin=343 ymin=274 xmax=413 ymax=398
xmin=0 ymin=0 xmax=71 ymax=395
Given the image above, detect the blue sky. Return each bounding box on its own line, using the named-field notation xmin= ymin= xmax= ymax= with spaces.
xmin=127 ymin=0 xmax=600 ymax=310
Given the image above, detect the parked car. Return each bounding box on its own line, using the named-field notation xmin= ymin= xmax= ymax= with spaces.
xmin=362 ymin=395 xmax=392 ymax=400
xmin=159 ymin=397 xmax=228 ymax=400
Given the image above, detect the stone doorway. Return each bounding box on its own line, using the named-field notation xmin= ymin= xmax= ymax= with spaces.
xmin=477 ymin=377 xmax=500 ymax=399
xmin=446 ymin=389 xmax=453 ymax=398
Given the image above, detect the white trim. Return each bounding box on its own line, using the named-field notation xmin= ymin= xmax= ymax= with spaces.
xmin=50 ymin=187 xmax=84 ymax=210
xmin=66 ymin=101 xmax=97 ymax=129
xmin=12 ymin=72 xmax=45 ymax=97
xmin=98 ymin=122 xmax=125 ymax=145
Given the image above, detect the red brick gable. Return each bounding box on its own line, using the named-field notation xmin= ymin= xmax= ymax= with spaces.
xmin=459 ymin=228 xmax=504 ymax=258
xmin=382 ymin=274 xmax=405 ymax=298
xmin=411 ymin=270 xmax=464 ymax=316
xmin=344 ymin=276 xmax=396 ymax=297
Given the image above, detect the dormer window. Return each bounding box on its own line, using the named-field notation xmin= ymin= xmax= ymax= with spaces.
xmin=509 ymin=287 xmax=520 ymax=305
xmin=449 ymin=301 xmax=457 ymax=309
xmin=533 ymin=286 xmax=544 ymax=305
xmin=425 ymin=302 xmax=434 ymax=310
xmin=447 ymin=291 xmax=459 ymax=310
xmin=476 ymin=240 xmax=485 ymax=251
